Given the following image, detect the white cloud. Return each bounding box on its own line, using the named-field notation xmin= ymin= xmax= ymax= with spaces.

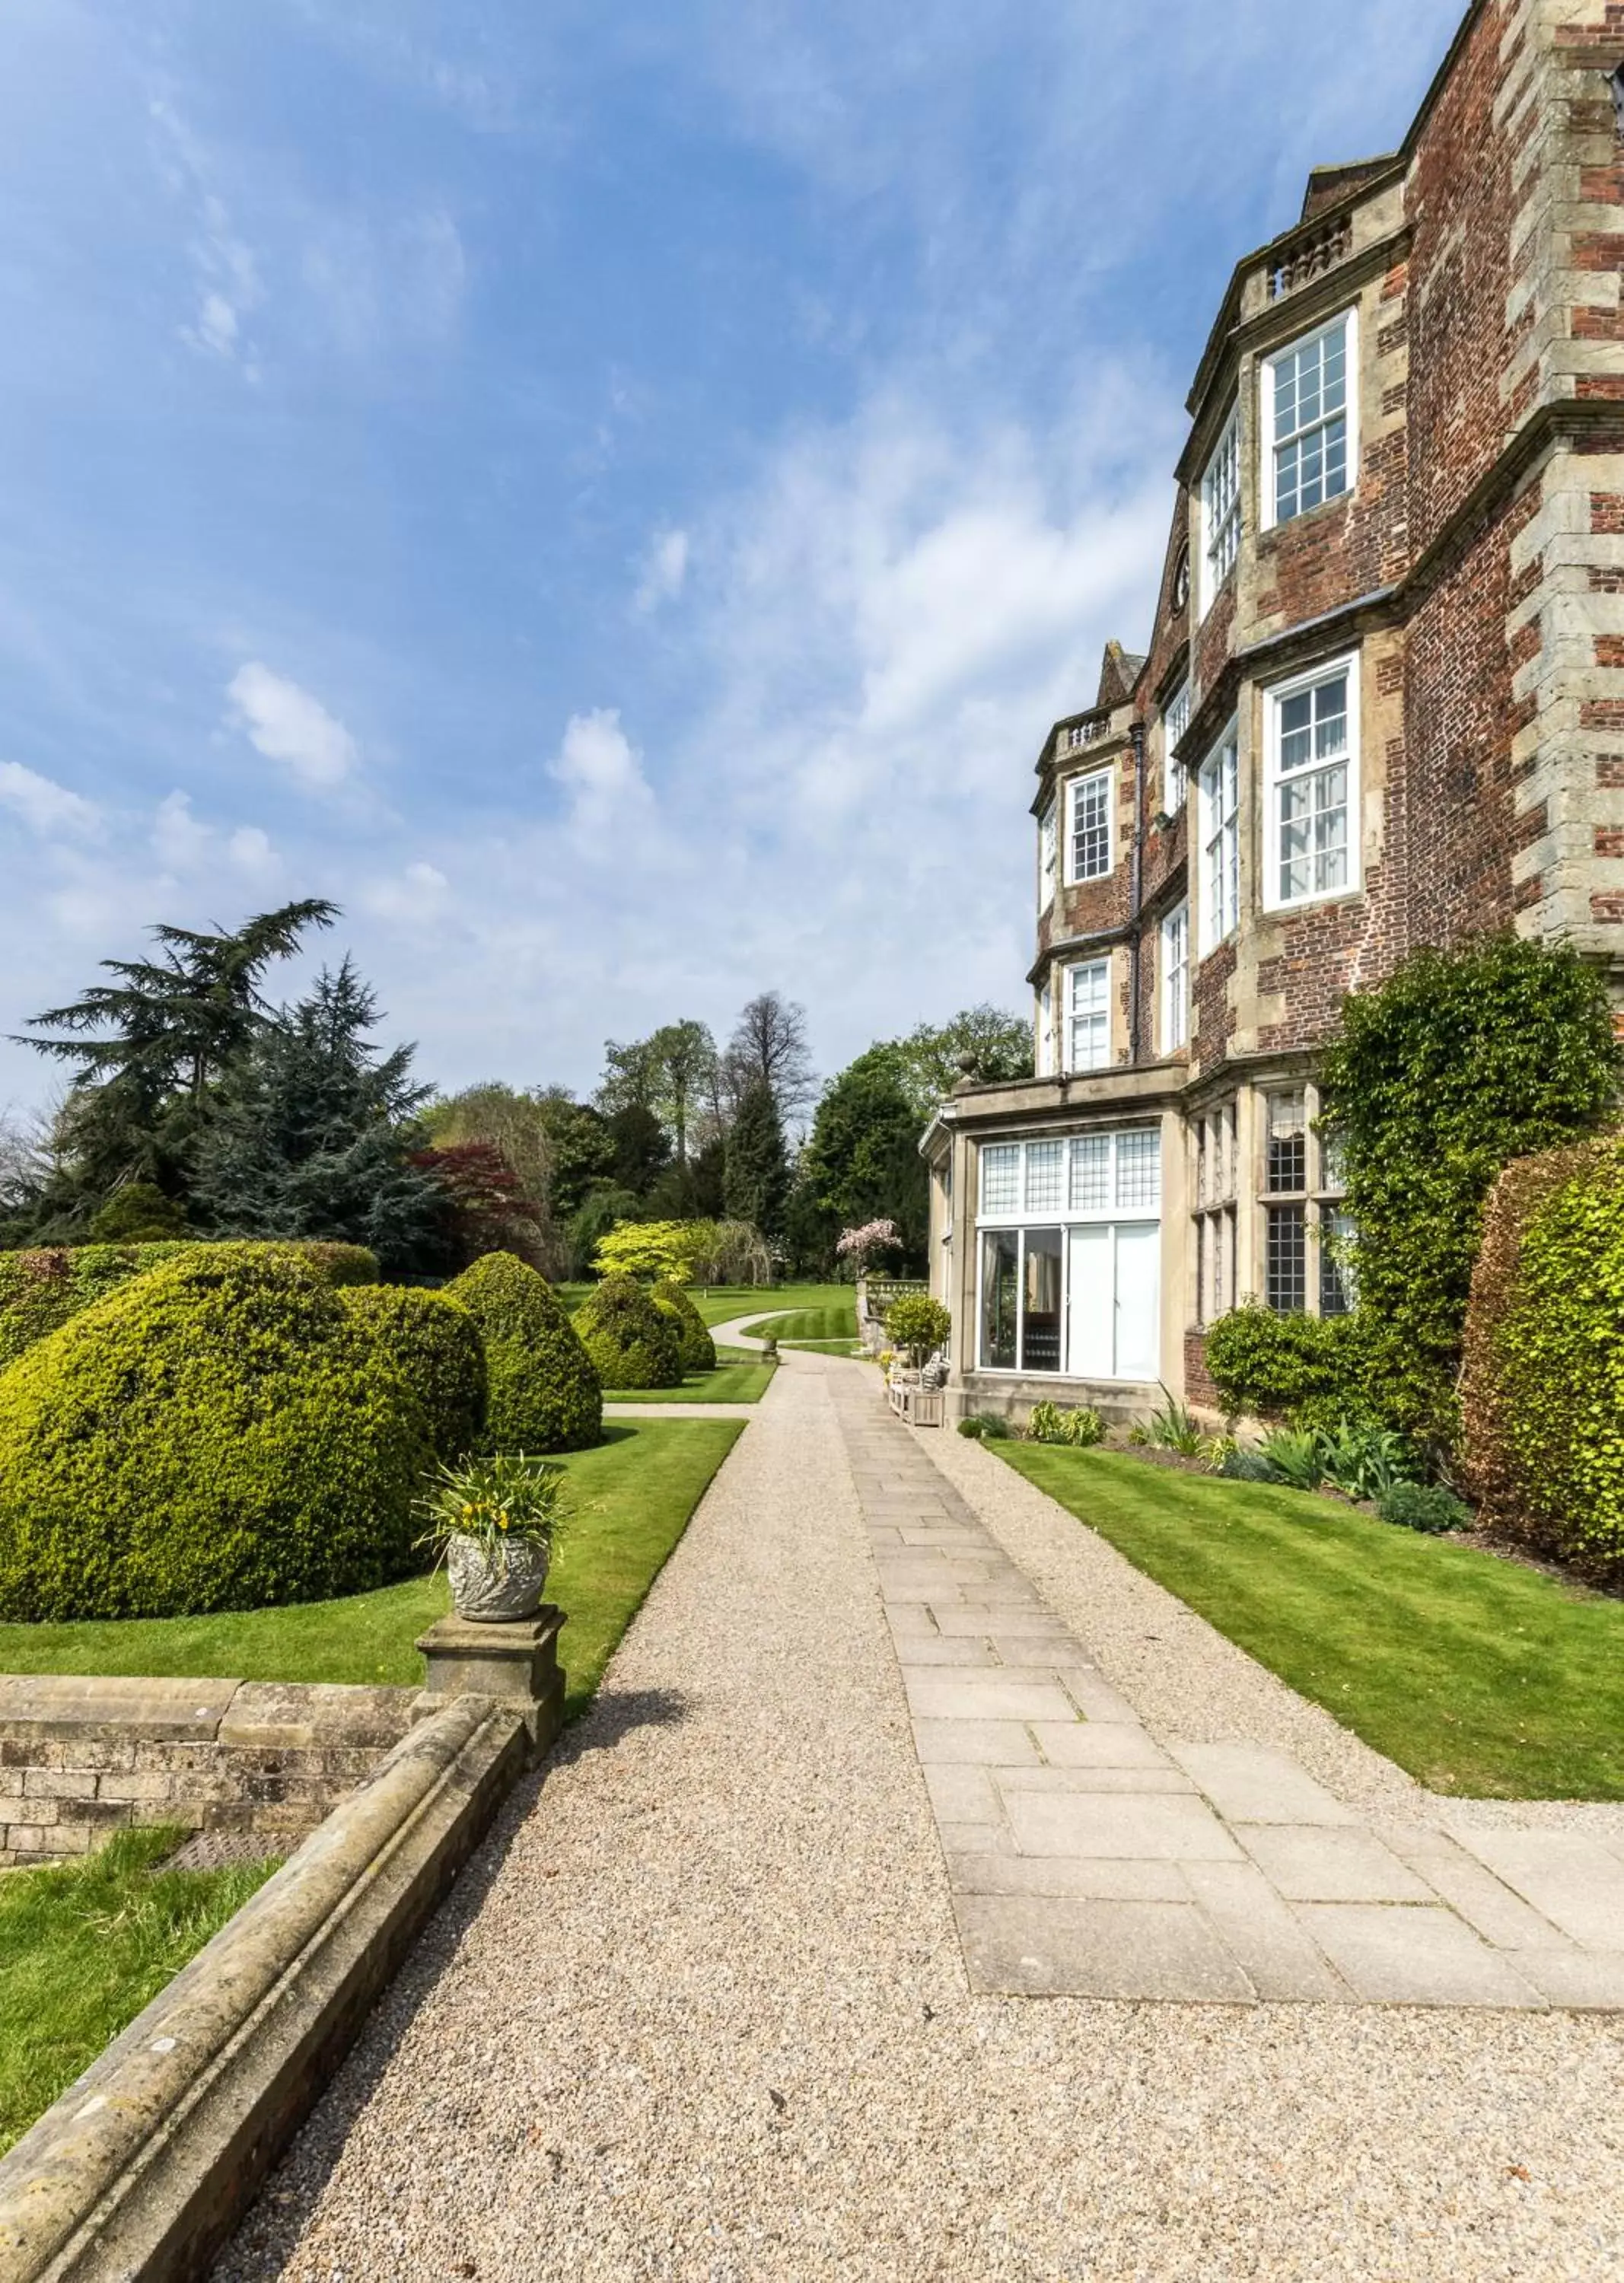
xmin=151 ymin=788 xmax=212 ymax=871
xmin=0 ymin=762 xmax=100 ymax=839
xmin=151 ymin=103 xmax=265 ymax=371
xmin=362 ymin=859 xmax=451 ymax=922
xmin=546 ymin=708 xmax=654 ymax=840
xmin=226 ymin=661 xmax=360 ymax=789
xmin=634 ymin=527 xmax=689 ymax=612
xmin=227 ymin=824 xmax=281 ymax=880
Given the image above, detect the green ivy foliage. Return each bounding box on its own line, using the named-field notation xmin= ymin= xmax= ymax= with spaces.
xmin=651 ymin=1278 xmax=716 ymax=1372
xmin=1317 ymin=936 xmax=1619 ymax=1447
xmin=0 ymin=1249 xmax=428 ymax=1621
xmin=572 ymin=1274 xmax=684 ymax=1390
xmin=339 ymin=1285 xmax=487 ymax=1460
xmin=0 ymin=1240 xmax=377 ymax=1372
xmin=1462 ymin=1138 xmax=1624 ymax=1584
xmin=446 ymin=1251 xmax=603 ymax=1453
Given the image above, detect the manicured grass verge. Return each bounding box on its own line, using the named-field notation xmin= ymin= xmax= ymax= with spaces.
xmin=0 ymin=1422 xmax=742 ymax=1719
xmin=744 ymin=1301 xmax=858 ymax=1343
xmin=995 ymin=1444 xmax=1624 ymax=1800
xmin=604 ymin=1361 xmax=774 ymax=1404
xmin=689 ymin=1282 xmax=853 ymax=1329
xmin=0 ymin=1825 xmax=277 ymax=2157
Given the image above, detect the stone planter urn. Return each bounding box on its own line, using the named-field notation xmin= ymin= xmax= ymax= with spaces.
xmin=446 ymin=1533 xmax=552 ymax=1624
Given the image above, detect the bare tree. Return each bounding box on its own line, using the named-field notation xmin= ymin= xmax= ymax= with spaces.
xmin=726 ymin=992 xmax=815 ymax=1122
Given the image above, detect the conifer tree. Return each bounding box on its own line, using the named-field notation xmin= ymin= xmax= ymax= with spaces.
xmin=723 ymin=1076 xmax=788 ymax=1237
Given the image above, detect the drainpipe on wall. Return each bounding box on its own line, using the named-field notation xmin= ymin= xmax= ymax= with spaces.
xmin=1128 ymin=718 xmax=1146 ymax=1064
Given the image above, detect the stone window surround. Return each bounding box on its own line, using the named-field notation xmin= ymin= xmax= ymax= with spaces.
xmin=1262 ymin=647 xmax=1363 ymax=913
xmin=1065 ymin=764 xmax=1114 ymax=886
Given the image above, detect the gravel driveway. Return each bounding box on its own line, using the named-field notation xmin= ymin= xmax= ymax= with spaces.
xmin=215 ymin=1356 xmax=1624 ymax=2283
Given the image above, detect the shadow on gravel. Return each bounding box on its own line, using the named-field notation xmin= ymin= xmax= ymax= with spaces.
xmin=559 ymin=1683 xmax=691 ymax=1757
xmin=209 ymin=1686 xmax=695 ymax=2279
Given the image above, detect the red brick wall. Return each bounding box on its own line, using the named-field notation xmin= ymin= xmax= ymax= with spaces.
xmin=1191 ymin=938 xmax=1237 ymax=1077
xmin=1402 ymin=482 xmax=1536 ymax=943
xmin=1405 ymin=0 xmax=1517 ymax=553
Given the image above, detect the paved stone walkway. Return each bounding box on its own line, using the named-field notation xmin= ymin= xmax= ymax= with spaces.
xmin=214 ymin=1355 xmax=1624 ymax=2281
xmin=833 ymin=1377 xmax=1624 ymax=2010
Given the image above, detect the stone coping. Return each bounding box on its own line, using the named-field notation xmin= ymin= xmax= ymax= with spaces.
xmin=0 ymin=1692 xmax=530 ymax=2283
xmin=0 ymin=1673 xmax=416 ymax=1750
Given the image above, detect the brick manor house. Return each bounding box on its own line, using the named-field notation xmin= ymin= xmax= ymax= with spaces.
xmin=923 ymin=0 xmax=1624 ymax=1426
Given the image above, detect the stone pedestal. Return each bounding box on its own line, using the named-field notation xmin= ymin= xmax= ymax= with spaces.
xmin=413 ymin=1605 xmax=567 ymax=1759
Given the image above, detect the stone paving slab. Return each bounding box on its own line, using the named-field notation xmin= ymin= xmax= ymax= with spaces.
xmin=833 ymin=1377 xmax=1624 ymax=2011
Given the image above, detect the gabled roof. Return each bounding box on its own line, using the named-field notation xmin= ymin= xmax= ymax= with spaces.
xmin=1301 ymin=157 xmax=1398 ymax=223
xmin=1096 ymin=641 xmax=1146 ymax=708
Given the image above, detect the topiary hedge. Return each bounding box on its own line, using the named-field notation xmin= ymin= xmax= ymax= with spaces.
xmin=0 ymin=1248 xmax=428 ymax=1621
xmin=446 ymin=1251 xmax=602 ymax=1452
xmin=651 ymin=1278 xmax=715 ymax=1372
xmin=1462 ymin=1135 xmax=1624 ymax=1585
xmin=0 ymin=1240 xmax=377 ymax=1372
xmin=572 ymin=1275 xmax=683 ymax=1390
xmin=339 ymin=1285 xmax=486 ymax=1460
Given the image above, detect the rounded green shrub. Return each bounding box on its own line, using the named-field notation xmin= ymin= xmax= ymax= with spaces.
xmin=0 ymin=1240 xmax=377 ymax=1374
xmin=1463 ymin=1135 xmax=1624 ymax=1583
xmin=1377 ymin=1481 xmax=1469 ymax=1536
xmin=447 ymin=1251 xmax=602 ymax=1453
xmin=651 ymin=1279 xmax=715 ymax=1372
xmin=340 ymin=1285 xmax=486 ymax=1460
xmin=0 ymin=1249 xmax=430 ymax=1621
xmin=572 ymin=1275 xmax=683 ymax=1390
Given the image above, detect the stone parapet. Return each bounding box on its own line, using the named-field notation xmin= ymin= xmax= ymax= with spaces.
xmin=0 ymin=1673 xmax=419 ymax=1866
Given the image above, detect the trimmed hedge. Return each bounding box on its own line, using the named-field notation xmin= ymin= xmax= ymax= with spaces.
xmin=1202 ymin=1303 xmax=1368 ymax=1422
xmin=339 ymin=1285 xmax=486 ymax=1460
xmin=446 ymin=1252 xmax=602 ymax=1453
xmin=651 ymin=1279 xmax=715 ymax=1373
xmin=1462 ymin=1135 xmax=1624 ymax=1584
xmin=573 ymin=1275 xmax=683 ymax=1390
xmin=0 ymin=1249 xmax=428 ymax=1621
xmin=0 ymin=1240 xmax=377 ymax=1372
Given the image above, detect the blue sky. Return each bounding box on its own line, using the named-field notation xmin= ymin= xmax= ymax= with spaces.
xmin=0 ymin=0 xmax=1463 ymax=1117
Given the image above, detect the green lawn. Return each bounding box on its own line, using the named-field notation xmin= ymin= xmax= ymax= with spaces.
xmin=604 ymin=1360 xmax=774 ymax=1404
xmin=688 ymin=1282 xmax=853 ymax=1329
xmin=0 ymin=1826 xmax=277 ymax=2156
xmin=742 ymin=1300 xmax=858 ymax=1343
xmin=997 ymin=1445 xmax=1624 ymax=1800
xmin=0 ymin=1420 xmax=742 ymax=1721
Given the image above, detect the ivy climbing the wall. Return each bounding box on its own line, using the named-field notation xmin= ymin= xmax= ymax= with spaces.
xmin=1316 ymin=935 xmax=1619 ymax=1452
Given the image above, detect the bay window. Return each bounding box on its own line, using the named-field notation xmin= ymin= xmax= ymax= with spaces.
xmin=1192 ymin=1102 xmax=1237 ymax=1326
xmin=1039 ymin=801 xmax=1056 ymax=909
xmin=976 ymin=1130 xmax=1162 ymax=1380
xmin=1263 ymin=311 xmax=1356 ymax=530
xmin=1065 ymin=958 xmax=1111 ymax=1073
xmin=1200 ymin=404 xmax=1240 ymax=613
xmin=1066 ymin=768 xmax=1113 ymax=882
xmin=1164 ymin=680 xmax=1190 ymax=807
xmin=1198 ymin=721 xmax=1240 ymax=951
xmin=1266 ymin=654 xmax=1358 ymax=908
xmin=1036 ymin=978 xmax=1054 ymax=1077
xmin=1160 ymin=903 xmax=1189 ymax=1052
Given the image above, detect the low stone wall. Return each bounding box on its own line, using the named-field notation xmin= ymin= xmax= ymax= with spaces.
xmin=0 ymin=1674 xmax=418 ymax=1866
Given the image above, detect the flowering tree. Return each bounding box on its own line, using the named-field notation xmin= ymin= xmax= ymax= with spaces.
xmin=836 ymin=1219 xmax=903 ymax=1272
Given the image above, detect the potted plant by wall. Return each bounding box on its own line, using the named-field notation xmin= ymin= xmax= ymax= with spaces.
xmin=416 ymin=1452 xmax=568 ymax=1622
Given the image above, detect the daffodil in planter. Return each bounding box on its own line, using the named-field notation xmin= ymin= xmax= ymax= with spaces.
xmin=416 ymin=1452 xmax=568 ymax=1623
